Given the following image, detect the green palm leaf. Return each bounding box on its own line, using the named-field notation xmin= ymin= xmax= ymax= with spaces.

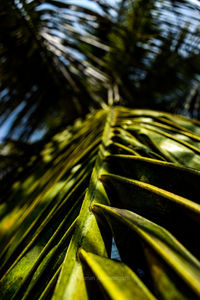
xmin=1 ymin=106 xmax=200 ymax=299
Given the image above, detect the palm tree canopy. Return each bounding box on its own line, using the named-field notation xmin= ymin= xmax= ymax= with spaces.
xmin=0 ymin=0 xmax=200 ymax=141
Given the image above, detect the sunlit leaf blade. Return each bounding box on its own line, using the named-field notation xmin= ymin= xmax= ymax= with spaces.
xmin=79 ymin=249 xmax=157 ymax=300
xmin=104 ymin=154 xmax=200 ymax=200
xmin=0 ymin=110 xmax=107 ymax=298
xmin=92 ymin=203 xmax=200 ymax=298
xmin=52 ymin=108 xmax=114 ymax=300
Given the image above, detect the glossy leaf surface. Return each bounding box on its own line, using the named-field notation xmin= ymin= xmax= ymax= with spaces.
xmin=1 ymin=106 xmax=200 ymax=299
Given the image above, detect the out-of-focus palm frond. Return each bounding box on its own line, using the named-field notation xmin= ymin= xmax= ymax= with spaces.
xmin=0 ymin=0 xmax=111 ymax=140
xmin=94 ymin=0 xmax=200 ymax=112
xmin=1 ymin=0 xmax=200 ymax=140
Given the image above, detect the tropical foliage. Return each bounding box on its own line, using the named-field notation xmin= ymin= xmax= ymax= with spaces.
xmin=1 ymin=0 xmax=200 ymax=299
xmin=1 ymin=0 xmax=200 ymax=141
xmin=1 ymin=106 xmax=200 ymax=299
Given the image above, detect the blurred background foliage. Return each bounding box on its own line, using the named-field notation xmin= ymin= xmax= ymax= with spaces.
xmin=0 ymin=0 xmax=200 ymax=143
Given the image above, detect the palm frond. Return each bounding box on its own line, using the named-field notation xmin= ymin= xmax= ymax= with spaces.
xmin=0 ymin=0 xmax=110 ymax=140
xmin=1 ymin=0 xmax=200 ymax=142
xmin=97 ymin=0 xmax=200 ymax=111
xmin=1 ymin=106 xmax=200 ymax=299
